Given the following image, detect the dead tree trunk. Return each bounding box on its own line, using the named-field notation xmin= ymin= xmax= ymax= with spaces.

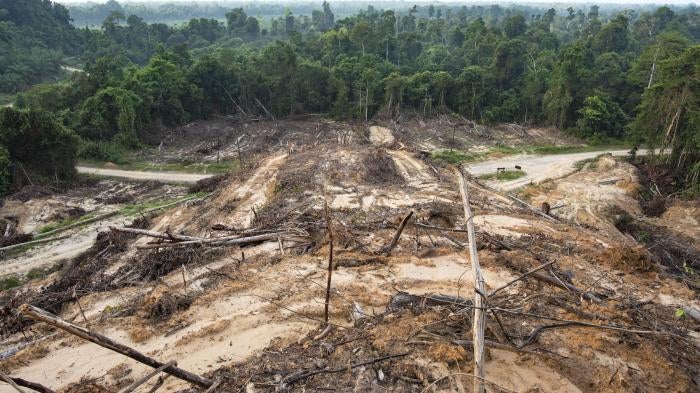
xmin=19 ymin=305 xmax=212 ymax=388
xmin=456 ymin=169 xmax=486 ymax=393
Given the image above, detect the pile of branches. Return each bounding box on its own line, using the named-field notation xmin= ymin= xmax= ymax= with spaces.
xmin=362 ymin=148 xmax=404 ymax=185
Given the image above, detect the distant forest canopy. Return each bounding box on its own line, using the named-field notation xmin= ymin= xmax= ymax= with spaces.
xmin=0 ymin=0 xmax=699 ymax=194
xmin=64 ymin=0 xmax=680 ymax=27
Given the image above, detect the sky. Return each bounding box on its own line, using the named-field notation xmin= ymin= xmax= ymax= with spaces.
xmin=55 ymin=0 xmax=698 ymax=4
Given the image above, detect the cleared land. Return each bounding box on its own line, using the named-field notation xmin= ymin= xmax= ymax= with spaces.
xmin=0 ymin=119 xmax=697 ymax=393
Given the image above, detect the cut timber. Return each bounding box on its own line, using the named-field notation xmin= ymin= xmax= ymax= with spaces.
xmin=19 ymin=305 xmax=212 ymax=388
xmin=383 ymin=211 xmax=413 ymax=256
xmin=110 ymin=227 xmax=202 ymax=242
xmin=119 ymin=361 xmax=176 ymax=393
xmin=456 ymin=168 xmax=486 ymax=393
xmin=134 ymin=232 xmax=292 ymax=249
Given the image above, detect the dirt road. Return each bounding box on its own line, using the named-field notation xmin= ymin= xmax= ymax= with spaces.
xmin=464 ymin=149 xmax=646 ymax=191
xmin=76 ymin=166 xmax=213 ymax=184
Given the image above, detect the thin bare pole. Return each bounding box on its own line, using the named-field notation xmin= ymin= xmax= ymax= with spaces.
xmin=323 ymin=201 xmax=334 ymax=324
xmin=456 ymin=168 xmax=486 ymax=393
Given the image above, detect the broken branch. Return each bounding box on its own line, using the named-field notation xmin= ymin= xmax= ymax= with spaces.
xmin=383 ymin=210 xmax=413 ymax=256
xmin=488 ymin=260 xmax=557 ymax=296
xmin=119 ymin=361 xmax=176 ymax=393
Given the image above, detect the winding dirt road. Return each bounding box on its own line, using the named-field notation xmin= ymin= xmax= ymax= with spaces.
xmin=464 ymin=149 xmax=646 ymax=191
xmin=76 ymin=166 xmax=213 ymax=184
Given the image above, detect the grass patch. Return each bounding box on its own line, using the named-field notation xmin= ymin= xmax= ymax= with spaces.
xmin=431 ymin=150 xmax=483 ymax=164
xmin=0 ymin=276 xmax=21 ymax=291
xmin=26 ymin=264 xmax=61 ymax=280
xmin=36 ymin=213 xmax=96 ymax=235
xmin=527 ymin=143 xmax=628 ymax=155
xmin=119 ymin=192 xmax=208 ymax=216
xmin=0 ymin=263 xmax=61 ymax=292
xmin=479 ymin=170 xmax=526 ymax=181
xmin=127 ymin=160 xmax=239 ymax=174
xmin=477 ymin=143 xmax=630 ymax=160
xmin=490 ymin=143 xmax=520 ymax=155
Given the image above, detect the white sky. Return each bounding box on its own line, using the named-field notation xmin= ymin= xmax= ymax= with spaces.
xmin=55 ymin=1 xmax=698 ymax=5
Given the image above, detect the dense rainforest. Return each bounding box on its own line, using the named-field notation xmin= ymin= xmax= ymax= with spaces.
xmin=0 ymin=0 xmax=699 ymax=194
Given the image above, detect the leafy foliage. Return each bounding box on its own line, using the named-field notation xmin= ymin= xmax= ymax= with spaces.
xmin=2 ymin=2 xmax=700 ymax=193
xmin=0 ymin=107 xmax=79 ymax=191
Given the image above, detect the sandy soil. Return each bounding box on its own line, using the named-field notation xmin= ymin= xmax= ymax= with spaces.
xmin=527 ymin=155 xmax=641 ymax=232
xmin=76 ymin=166 xmax=212 ymax=184
xmin=464 ymin=149 xmax=649 ymax=191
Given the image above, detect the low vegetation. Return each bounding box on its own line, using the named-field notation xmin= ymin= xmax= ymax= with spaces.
xmin=36 ymin=213 xmax=95 ymax=235
xmin=479 ymin=169 xmax=526 ymax=181
xmin=430 ymin=150 xmax=482 ymax=164
xmin=118 ymin=192 xmax=208 ymax=216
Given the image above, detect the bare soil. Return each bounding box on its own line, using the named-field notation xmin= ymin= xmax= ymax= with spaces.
xmin=0 ymin=119 xmax=697 ymax=393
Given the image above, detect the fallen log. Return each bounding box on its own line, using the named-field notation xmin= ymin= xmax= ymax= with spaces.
xmin=110 ymin=227 xmax=201 ymax=242
xmin=387 ymin=292 xmax=471 ymax=312
xmin=135 ymin=232 xmax=291 ymax=249
xmin=19 ymin=305 xmax=212 ymax=388
xmin=383 ymin=211 xmax=413 ymax=256
xmin=140 ymin=193 xmax=210 ymax=216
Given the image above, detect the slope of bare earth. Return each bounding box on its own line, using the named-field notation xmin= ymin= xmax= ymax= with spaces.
xmin=0 ymin=121 xmax=697 ymax=393
xmin=0 ymin=180 xmax=189 ymax=278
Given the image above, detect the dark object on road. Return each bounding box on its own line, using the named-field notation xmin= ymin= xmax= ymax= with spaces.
xmin=497 ymin=167 xmax=505 ymax=173
xmin=515 ymin=165 xmax=522 ymax=170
